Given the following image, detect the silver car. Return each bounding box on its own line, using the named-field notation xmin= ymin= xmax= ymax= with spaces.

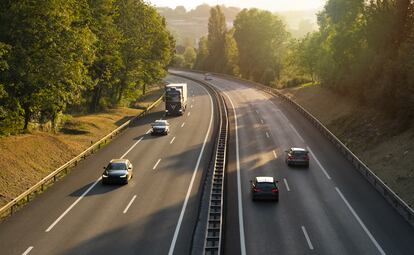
xmin=151 ymin=120 xmax=170 ymax=135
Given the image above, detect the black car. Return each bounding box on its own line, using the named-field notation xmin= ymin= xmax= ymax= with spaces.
xmin=102 ymin=159 xmax=133 ymax=184
xmin=251 ymin=177 xmax=279 ymax=201
xmin=285 ymin=147 xmax=309 ymax=167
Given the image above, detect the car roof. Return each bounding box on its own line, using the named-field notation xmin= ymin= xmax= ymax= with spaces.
xmin=290 ymin=147 xmax=307 ymax=152
xmin=154 ymin=119 xmax=168 ymax=123
xmin=255 ymin=176 xmax=274 ymax=183
xmin=110 ymin=159 xmax=128 ymax=164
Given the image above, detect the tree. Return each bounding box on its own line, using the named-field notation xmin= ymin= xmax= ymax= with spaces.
xmin=0 ymin=0 xmax=96 ymax=130
xmin=206 ymin=5 xmax=227 ymax=72
xmin=87 ymin=0 xmax=123 ymax=111
xmin=115 ymin=0 xmax=174 ymax=100
xmin=183 ymin=47 xmax=196 ymax=68
xmin=223 ymin=29 xmax=239 ymax=75
xmin=194 ymin=36 xmax=209 ymax=70
xmin=234 ymin=9 xmax=288 ymax=82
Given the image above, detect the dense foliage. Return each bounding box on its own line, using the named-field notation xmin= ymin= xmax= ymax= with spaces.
xmin=291 ymin=0 xmax=414 ymax=121
xmin=0 ymin=0 xmax=174 ymax=135
xmin=194 ymin=1 xmax=414 ymax=121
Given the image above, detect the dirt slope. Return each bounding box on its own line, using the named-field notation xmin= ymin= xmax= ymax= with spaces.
xmin=282 ymin=84 xmax=414 ymax=207
xmin=0 ymin=89 xmax=163 ymax=207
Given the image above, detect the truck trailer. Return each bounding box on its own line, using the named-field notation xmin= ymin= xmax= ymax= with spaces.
xmin=165 ymin=83 xmax=188 ymax=116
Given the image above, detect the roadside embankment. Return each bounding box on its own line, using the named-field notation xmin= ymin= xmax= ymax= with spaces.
xmin=281 ymin=83 xmax=414 ymax=207
xmin=0 ymin=88 xmax=163 ymax=207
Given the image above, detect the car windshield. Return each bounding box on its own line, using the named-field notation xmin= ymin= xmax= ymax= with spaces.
xmin=107 ymin=163 xmax=127 ymax=171
xmin=154 ymin=121 xmax=167 ymax=126
xmin=256 ymin=182 xmax=276 ymax=190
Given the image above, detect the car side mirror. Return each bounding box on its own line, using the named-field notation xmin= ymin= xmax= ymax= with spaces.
xmin=103 ymin=167 xmax=106 ymax=169
xmin=128 ymin=167 xmax=132 ymax=170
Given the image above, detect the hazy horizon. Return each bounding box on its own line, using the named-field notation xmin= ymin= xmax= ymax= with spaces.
xmin=148 ymin=0 xmax=327 ymax=12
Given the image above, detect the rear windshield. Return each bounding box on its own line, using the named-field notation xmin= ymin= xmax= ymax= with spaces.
xmin=107 ymin=163 xmax=127 ymax=171
xmin=256 ymin=182 xmax=276 ymax=190
xmin=292 ymin=151 xmax=307 ymax=156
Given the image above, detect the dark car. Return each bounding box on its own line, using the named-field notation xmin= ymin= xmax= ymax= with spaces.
xmin=251 ymin=177 xmax=279 ymax=201
xmin=151 ymin=120 xmax=170 ymax=135
xmin=102 ymin=159 xmax=133 ymax=184
xmin=285 ymin=147 xmax=309 ymax=167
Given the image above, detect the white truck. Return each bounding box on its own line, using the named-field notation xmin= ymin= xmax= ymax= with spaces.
xmin=165 ymin=83 xmax=188 ymax=116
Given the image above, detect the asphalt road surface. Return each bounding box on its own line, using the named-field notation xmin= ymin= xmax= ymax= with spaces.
xmin=172 ymin=70 xmax=414 ymax=255
xmin=0 ymin=75 xmax=216 ymax=255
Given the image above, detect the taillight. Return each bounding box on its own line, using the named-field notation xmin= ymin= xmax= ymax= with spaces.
xmin=272 ymin=188 xmax=278 ymax=193
xmin=288 ymin=156 xmax=293 ymax=160
xmin=253 ymin=188 xmax=261 ymax=192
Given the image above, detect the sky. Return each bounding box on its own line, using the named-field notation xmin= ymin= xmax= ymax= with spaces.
xmin=148 ymin=0 xmax=327 ymax=12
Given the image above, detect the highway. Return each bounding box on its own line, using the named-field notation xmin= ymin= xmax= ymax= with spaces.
xmin=0 ymin=75 xmax=216 ymax=255
xmin=172 ymin=70 xmax=414 ymax=255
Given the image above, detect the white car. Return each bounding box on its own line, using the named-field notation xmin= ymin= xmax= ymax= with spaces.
xmin=151 ymin=120 xmax=170 ymax=135
xmin=204 ymin=73 xmax=213 ymax=81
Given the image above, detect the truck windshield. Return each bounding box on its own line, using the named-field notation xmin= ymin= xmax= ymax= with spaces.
xmin=166 ymin=91 xmax=180 ymax=102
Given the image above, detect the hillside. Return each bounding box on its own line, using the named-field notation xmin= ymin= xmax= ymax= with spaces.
xmin=282 ymin=83 xmax=414 ymax=207
xmin=0 ymin=88 xmax=163 ymax=207
xmin=158 ymin=5 xmax=318 ymax=45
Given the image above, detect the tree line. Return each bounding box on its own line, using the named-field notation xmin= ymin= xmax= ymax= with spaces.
xmin=0 ymin=0 xmax=175 ymax=135
xmin=188 ymin=1 xmax=414 ymax=124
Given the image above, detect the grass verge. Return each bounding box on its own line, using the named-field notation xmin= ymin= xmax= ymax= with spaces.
xmin=281 ymin=83 xmax=414 ymax=207
xmin=0 ymin=88 xmax=163 ymax=208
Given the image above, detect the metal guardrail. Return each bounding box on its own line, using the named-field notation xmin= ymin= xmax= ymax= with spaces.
xmin=0 ymin=95 xmax=163 ymax=219
xmin=170 ymin=72 xmax=229 ymax=255
xmin=204 ymin=71 xmax=414 ymax=228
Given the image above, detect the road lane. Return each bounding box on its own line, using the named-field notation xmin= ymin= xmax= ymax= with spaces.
xmin=0 ymin=75 xmax=216 ymax=255
xmin=174 ymin=70 xmax=414 ymax=255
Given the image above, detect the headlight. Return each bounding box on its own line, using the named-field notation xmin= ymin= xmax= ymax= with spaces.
xmin=120 ymin=174 xmax=127 ymax=178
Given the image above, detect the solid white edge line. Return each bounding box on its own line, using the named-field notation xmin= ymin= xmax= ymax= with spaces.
xmin=123 ymin=195 xmax=137 ymax=214
xmin=46 ymin=130 xmax=148 ymax=232
xmin=191 ymin=105 xmax=194 ymax=108
xmin=170 ymin=136 xmax=176 ymax=144
xmin=306 ymin=146 xmax=332 ymax=180
xmin=22 ymin=246 xmax=34 ymax=255
xmin=181 ymin=122 xmax=185 ymax=127
xmin=145 ymin=128 xmax=152 ymax=134
xmin=301 ymin=226 xmax=314 ymax=250
xmin=223 ymin=91 xmax=247 ymax=255
xmin=45 ymin=178 xmax=101 ymax=232
xmin=289 ymin=123 xmax=305 ymax=143
xmin=335 ymin=187 xmax=386 ymax=255
xmin=168 ymin=82 xmax=214 ymax=255
xmin=121 ymin=137 xmax=143 ymax=159
xmin=260 ymin=119 xmax=264 ymax=124
xmin=265 ymin=131 xmax=270 ymax=138
xmin=153 ymin=158 xmax=161 ymax=170
xmin=273 ymin=150 xmax=277 ymax=159
xmin=283 ymin=178 xmax=291 ymax=191
xmin=188 ymin=112 xmax=191 ymax=116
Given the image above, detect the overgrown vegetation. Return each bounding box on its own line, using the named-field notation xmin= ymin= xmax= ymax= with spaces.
xmin=0 ymin=0 xmax=175 ymax=135
xmin=192 ymin=0 xmax=414 ymax=123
